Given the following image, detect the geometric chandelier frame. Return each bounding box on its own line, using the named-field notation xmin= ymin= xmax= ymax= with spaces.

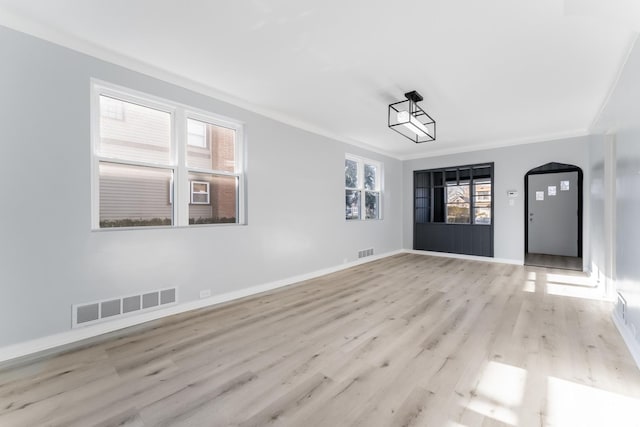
xmin=388 ymin=90 xmax=436 ymax=143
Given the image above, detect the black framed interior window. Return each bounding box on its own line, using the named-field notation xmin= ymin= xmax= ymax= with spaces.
xmin=414 ymin=163 xmax=494 ymax=257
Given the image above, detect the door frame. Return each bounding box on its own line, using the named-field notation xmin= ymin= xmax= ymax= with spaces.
xmin=524 ymin=162 xmax=583 ymax=258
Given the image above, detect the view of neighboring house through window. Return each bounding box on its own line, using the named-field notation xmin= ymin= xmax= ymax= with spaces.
xmin=345 ymin=155 xmax=382 ymax=220
xmin=92 ymin=82 xmax=244 ymax=229
xmin=415 ymin=163 xmax=493 ymax=225
xmin=446 ymin=182 xmax=470 ymax=223
xmin=473 ymin=180 xmax=492 ymax=224
xmin=187 ymin=119 xmax=207 ymax=148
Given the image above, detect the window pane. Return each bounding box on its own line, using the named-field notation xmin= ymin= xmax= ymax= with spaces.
xmin=187 ymin=120 xmax=207 ymax=148
xmin=445 ymin=169 xmax=457 ymax=183
xmin=99 ymin=96 xmax=171 ymax=164
xmin=459 ymin=168 xmax=471 ymax=181
xmin=364 ymin=164 xmax=377 ymax=190
xmin=99 ymin=162 xmax=173 ymax=228
xmin=365 ymin=191 xmax=380 ymax=219
xmin=446 ymin=183 xmax=470 ymax=223
xmin=433 ymin=171 xmax=444 ymax=186
xmin=186 ymin=119 xmax=236 ymax=173
xmin=415 ymin=207 xmax=430 ymax=223
xmin=345 ymin=190 xmax=360 ymax=220
xmin=474 ymin=181 xmax=492 ymax=200
xmin=188 ymin=173 xmax=237 ymax=224
xmin=474 ymin=181 xmax=492 ymax=224
xmin=473 ymin=166 xmax=492 ymax=179
xmin=446 ymin=204 xmax=470 ymax=223
xmin=475 ymin=208 xmax=492 ymax=225
xmin=446 ymin=184 xmax=470 ymax=203
xmin=345 ymin=159 xmax=358 ymax=188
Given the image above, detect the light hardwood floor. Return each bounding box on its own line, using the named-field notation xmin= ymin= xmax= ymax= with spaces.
xmin=1 ymin=254 xmax=639 ymax=427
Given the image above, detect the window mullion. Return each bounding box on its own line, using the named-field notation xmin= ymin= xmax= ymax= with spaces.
xmin=359 ymin=160 xmax=365 ymax=220
xmin=175 ymin=108 xmax=188 ymax=227
xmin=90 ymin=85 xmax=101 ymax=230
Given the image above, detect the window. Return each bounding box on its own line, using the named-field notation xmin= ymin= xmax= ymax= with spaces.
xmin=100 ymin=96 xmax=124 ymax=120
xmin=345 ymin=155 xmax=382 ymax=220
xmin=190 ymin=181 xmax=210 ymax=204
xmin=415 ymin=163 xmax=493 ymax=225
xmin=187 ymin=119 xmax=207 ymax=148
xmin=473 ymin=180 xmax=492 ymax=224
xmin=91 ymin=80 xmax=244 ymax=229
xmin=446 ymin=183 xmax=470 ymax=223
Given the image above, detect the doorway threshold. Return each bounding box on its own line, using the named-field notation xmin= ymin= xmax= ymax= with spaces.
xmin=525 ymin=253 xmax=583 ymax=271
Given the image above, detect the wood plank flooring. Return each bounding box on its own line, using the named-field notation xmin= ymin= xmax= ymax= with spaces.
xmin=1 ymin=253 xmax=639 ymax=426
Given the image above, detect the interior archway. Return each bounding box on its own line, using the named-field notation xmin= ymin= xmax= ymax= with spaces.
xmin=524 ymin=162 xmax=583 ymax=270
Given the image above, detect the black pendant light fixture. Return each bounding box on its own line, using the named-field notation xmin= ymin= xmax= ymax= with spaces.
xmin=388 ymin=90 xmax=436 ymax=143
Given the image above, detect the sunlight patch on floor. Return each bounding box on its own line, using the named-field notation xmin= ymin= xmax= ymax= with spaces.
xmin=545 ymin=273 xmax=594 ymax=287
xmin=523 ymin=272 xmax=537 ymax=292
xmin=464 ymin=361 xmax=527 ymax=426
xmin=546 ymin=376 xmax=640 ymax=427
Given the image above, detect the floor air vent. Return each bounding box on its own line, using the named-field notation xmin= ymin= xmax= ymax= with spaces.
xmin=358 ymin=248 xmax=374 ymax=259
xmin=73 ymin=287 xmax=177 ymax=328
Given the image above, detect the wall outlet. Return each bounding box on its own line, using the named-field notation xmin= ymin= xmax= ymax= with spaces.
xmin=199 ymin=289 xmax=211 ymax=299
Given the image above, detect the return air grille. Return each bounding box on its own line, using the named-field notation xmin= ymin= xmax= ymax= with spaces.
xmin=358 ymin=248 xmax=374 ymax=259
xmin=72 ymin=287 xmax=177 ymax=328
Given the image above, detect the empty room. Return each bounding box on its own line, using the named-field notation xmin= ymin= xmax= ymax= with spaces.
xmin=2 ymin=1 xmax=640 ymax=426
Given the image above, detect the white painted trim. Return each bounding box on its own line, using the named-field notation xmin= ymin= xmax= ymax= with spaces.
xmin=399 ymin=129 xmax=591 ymax=161
xmin=0 ymin=12 xmax=602 ymax=162
xmin=403 ymin=249 xmax=524 ymax=266
xmin=612 ymin=310 xmax=640 ymax=372
xmin=345 ymin=153 xmax=383 ymax=221
xmin=0 ymin=249 xmax=404 ymax=364
xmin=91 ymin=79 xmax=246 ymax=229
xmin=0 ymin=12 xmax=397 ymax=161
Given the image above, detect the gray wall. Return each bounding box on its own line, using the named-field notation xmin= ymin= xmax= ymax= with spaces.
xmin=0 ymin=26 xmax=403 ymax=347
xmin=593 ymin=36 xmax=640 ymax=345
xmin=402 ymin=137 xmax=590 ymax=263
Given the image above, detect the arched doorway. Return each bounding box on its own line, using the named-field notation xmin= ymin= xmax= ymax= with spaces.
xmin=524 ymin=162 xmax=583 ymax=270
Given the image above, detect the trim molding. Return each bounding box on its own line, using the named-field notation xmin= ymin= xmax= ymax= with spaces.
xmin=612 ymin=310 xmax=640 ymax=371
xmin=0 ymin=15 xmax=397 ymax=161
xmin=0 ymin=249 xmax=404 ymax=364
xmin=403 ymin=249 xmax=524 ymax=266
xmin=399 ymin=129 xmax=590 ymax=161
xmin=0 ymin=15 xmax=598 ymax=163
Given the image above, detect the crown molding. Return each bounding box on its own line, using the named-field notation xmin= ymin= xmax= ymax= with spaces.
xmin=0 ymin=11 xmax=399 ymax=160
xmin=399 ymin=129 xmax=591 ymax=161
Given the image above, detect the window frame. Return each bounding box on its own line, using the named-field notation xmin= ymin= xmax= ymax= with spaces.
xmin=190 ymin=181 xmax=210 ymax=205
xmin=414 ymin=163 xmax=493 ymax=226
xmin=345 ymin=154 xmax=383 ymax=221
xmin=445 ymin=181 xmax=471 ymax=224
xmin=90 ymin=79 xmax=245 ymax=230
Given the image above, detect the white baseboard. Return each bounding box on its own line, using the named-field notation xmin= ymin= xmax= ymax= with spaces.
xmin=0 ymin=249 xmax=404 ymax=364
xmin=404 ymin=249 xmax=524 ymax=266
xmin=612 ymin=310 xmax=640 ymax=372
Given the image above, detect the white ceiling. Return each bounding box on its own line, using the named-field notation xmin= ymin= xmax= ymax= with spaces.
xmin=0 ymin=0 xmax=637 ymax=159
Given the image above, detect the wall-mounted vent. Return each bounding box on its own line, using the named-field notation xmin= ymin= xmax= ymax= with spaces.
xmin=73 ymin=287 xmax=177 ymax=328
xmin=617 ymin=292 xmax=627 ymax=323
xmin=358 ymin=248 xmax=374 ymax=259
